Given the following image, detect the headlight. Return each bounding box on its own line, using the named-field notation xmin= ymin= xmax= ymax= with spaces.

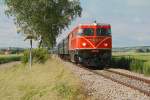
xmin=82 ymin=42 xmax=87 ymax=47
xmin=104 ymin=43 xmax=108 ymax=47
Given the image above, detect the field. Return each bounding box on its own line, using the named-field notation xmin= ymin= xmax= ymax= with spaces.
xmin=0 ymin=54 xmax=22 ymax=64
xmin=112 ymin=52 xmax=150 ymax=76
xmin=0 ymin=57 xmax=88 ymax=100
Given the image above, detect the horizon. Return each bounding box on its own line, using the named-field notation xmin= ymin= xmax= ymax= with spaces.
xmin=0 ymin=45 xmax=150 ymax=49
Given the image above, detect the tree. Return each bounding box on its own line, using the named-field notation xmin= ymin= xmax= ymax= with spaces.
xmin=146 ymin=48 xmax=150 ymax=52
xmin=136 ymin=49 xmax=144 ymax=53
xmin=5 ymin=0 xmax=82 ymax=48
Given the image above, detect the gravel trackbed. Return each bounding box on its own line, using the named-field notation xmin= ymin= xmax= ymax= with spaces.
xmin=62 ymin=60 xmax=150 ymax=100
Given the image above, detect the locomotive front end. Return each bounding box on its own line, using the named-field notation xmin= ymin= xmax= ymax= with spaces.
xmin=72 ymin=23 xmax=112 ymax=67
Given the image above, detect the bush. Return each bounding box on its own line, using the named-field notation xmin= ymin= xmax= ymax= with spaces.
xmin=22 ymin=48 xmax=49 ymax=64
xmin=112 ymin=53 xmax=150 ymax=76
xmin=143 ymin=62 xmax=150 ymax=76
xmin=0 ymin=55 xmax=21 ymax=64
xmin=129 ymin=59 xmax=144 ymax=73
xmin=111 ymin=56 xmax=132 ymax=69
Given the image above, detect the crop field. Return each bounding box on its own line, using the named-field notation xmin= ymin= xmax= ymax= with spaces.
xmin=0 ymin=57 xmax=88 ymax=100
xmin=0 ymin=54 xmax=22 ymax=64
xmin=112 ymin=52 xmax=150 ymax=76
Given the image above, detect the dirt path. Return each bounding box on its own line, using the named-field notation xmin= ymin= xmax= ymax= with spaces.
xmin=0 ymin=61 xmax=21 ymax=69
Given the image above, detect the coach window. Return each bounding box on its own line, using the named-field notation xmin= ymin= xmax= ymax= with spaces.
xmin=83 ymin=28 xmax=94 ymax=36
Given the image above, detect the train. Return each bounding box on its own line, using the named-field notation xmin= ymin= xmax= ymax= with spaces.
xmin=56 ymin=22 xmax=112 ymax=68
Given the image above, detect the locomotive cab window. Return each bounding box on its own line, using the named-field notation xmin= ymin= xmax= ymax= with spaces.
xmin=82 ymin=28 xmax=94 ymax=36
xmin=96 ymin=28 xmax=111 ymax=36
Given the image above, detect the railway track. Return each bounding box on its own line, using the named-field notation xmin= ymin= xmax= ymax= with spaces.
xmin=104 ymin=69 xmax=150 ymax=84
xmin=76 ymin=64 xmax=150 ymax=96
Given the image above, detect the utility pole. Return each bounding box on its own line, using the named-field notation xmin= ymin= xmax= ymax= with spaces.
xmin=29 ymin=39 xmax=32 ymax=69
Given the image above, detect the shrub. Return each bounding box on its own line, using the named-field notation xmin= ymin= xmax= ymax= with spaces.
xmin=112 ymin=53 xmax=150 ymax=76
xmin=129 ymin=59 xmax=144 ymax=73
xmin=0 ymin=55 xmax=21 ymax=64
xmin=143 ymin=62 xmax=150 ymax=76
xmin=21 ymin=50 xmax=29 ymax=64
xmin=22 ymin=48 xmax=49 ymax=64
xmin=111 ymin=56 xmax=132 ymax=69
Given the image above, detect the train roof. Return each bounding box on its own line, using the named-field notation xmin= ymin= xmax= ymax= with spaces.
xmin=67 ymin=22 xmax=111 ymax=35
xmin=79 ymin=23 xmax=110 ymax=26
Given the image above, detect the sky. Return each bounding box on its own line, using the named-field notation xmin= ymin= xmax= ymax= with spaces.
xmin=0 ymin=0 xmax=150 ymax=48
xmin=0 ymin=0 xmax=36 ymax=48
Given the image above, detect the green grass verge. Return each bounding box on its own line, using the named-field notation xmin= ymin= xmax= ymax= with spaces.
xmin=143 ymin=62 xmax=150 ymax=76
xmin=112 ymin=52 xmax=150 ymax=76
xmin=0 ymin=58 xmax=88 ymax=100
xmin=0 ymin=55 xmax=22 ymax=64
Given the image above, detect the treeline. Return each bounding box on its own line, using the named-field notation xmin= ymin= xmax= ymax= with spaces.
xmin=136 ymin=48 xmax=150 ymax=53
xmin=113 ymin=46 xmax=150 ymax=53
xmin=0 ymin=48 xmax=24 ymax=54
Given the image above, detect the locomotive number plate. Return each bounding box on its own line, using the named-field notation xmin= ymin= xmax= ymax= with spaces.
xmin=89 ymin=38 xmax=100 ymax=43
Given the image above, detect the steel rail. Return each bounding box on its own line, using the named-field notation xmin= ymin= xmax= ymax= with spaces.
xmin=75 ymin=64 xmax=150 ymax=96
xmin=104 ymin=69 xmax=150 ymax=84
xmin=93 ymin=70 xmax=150 ymax=97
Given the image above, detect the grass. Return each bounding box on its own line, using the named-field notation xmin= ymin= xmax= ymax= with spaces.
xmin=112 ymin=52 xmax=150 ymax=76
xmin=0 ymin=57 xmax=88 ymax=100
xmin=0 ymin=54 xmax=22 ymax=64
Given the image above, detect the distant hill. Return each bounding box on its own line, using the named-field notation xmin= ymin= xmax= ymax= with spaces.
xmin=112 ymin=46 xmax=150 ymax=52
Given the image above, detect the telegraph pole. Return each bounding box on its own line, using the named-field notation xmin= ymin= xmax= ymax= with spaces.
xmin=29 ymin=39 xmax=32 ymax=69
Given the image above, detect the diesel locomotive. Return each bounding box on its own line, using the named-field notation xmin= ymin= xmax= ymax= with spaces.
xmin=57 ymin=22 xmax=112 ymax=67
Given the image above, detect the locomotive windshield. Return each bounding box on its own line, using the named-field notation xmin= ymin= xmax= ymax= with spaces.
xmin=96 ymin=28 xmax=111 ymax=36
xmin=79 ymin=28 xmax=94 ymax=36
